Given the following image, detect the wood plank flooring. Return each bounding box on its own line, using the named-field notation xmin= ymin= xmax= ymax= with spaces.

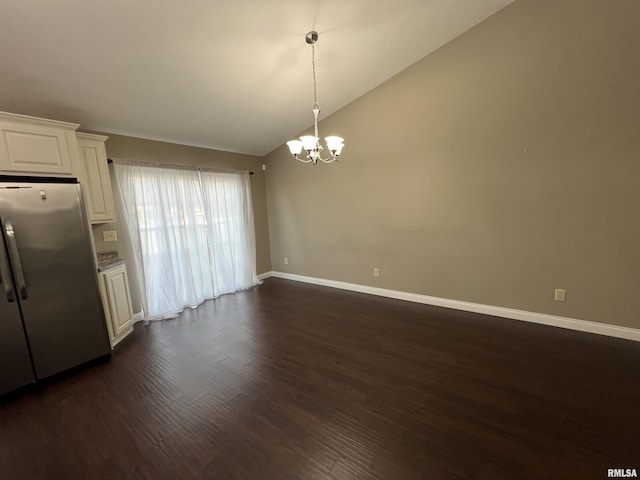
xmin=1 ymin=277 xmax=639 ymax=479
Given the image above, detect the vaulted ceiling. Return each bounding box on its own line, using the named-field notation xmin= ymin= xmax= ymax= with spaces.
xmin=0 ymin=0 xmax=513 ymax=156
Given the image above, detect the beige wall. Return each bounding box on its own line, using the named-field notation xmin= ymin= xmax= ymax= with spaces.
xmin=263 ymin=0 xmax=640 ymax=329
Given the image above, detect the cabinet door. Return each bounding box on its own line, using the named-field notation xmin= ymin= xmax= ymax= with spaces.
xmin=0 ymin=122 xmax=76 ymax=175
xmin=103 ymin=265 xmax=134 ymax=343
xmin=76 ymin=134 xmax=116 ymax=223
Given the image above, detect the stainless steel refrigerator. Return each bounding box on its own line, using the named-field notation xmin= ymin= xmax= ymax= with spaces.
xmin=0 ymin=176 xmax=111 ymax=395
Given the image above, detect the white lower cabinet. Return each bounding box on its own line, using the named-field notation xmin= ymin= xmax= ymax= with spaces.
xmin=100 ymin=264 xmax=134 ymax=347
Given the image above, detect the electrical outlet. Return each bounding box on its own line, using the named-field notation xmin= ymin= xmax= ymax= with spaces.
xmin=554 ymin=288 xmax=566 ymax=302
xmin=103 ymin=230 xmax=118 ymax=242
xmin=373 ymin=268 xmax=380 ymax=278
xmin=284 ymin=257 xmax=289 ymax=265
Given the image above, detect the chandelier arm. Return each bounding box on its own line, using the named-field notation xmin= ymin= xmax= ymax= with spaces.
xmin=316 ymin=154 xmax=339 ymax=163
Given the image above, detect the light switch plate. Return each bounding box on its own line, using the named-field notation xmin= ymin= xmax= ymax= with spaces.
xmin=103 ymin=230 xmax=118 ymax=242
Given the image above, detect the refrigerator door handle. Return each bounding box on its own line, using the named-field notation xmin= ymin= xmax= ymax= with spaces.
xmin=4 ymin=222 xmax=27 ymax=300
xmin=0 ymin=229 xmax=16 ymax=302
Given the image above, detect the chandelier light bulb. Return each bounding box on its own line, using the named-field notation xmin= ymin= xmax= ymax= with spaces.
xmin=324 ymin=136 xmax=344 ymax=154
xmin=286 ymin=140 xmax=303 ymax=156
xmin=300 ymin=136 xmax=319 ymax=152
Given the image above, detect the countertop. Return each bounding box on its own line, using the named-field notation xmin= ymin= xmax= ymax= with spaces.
xmin=96 ymin=250 xmax=125 ymax=272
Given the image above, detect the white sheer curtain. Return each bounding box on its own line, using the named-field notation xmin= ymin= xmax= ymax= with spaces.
xmin=113 ymin=161 xmax=259 ymax=320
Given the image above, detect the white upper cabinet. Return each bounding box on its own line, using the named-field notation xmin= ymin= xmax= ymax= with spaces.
xmin=0 ymin=111 xmax=79 ymax=176
xmin=75 ymin=133 xmax=116 ymax=223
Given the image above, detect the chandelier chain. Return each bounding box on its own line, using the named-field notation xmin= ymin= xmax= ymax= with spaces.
xmin=311 ymin=42 xmax=318 ymax=108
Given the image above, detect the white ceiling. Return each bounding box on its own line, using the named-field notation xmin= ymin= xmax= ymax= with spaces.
xmin=0 ymin=0 xmax=513 ymax=156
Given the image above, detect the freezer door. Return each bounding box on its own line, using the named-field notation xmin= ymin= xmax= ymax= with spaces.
xmin=0 ymin=181 xmax=111 ymax=380
xmin=0 ymin=233 xmax=35 ymax=395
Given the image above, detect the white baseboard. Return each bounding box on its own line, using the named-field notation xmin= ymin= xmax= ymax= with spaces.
xmin=260 ymin=271 xmax=640 ymax=342
xmin=133 ymin=312 xmax=145 ymax=324
xmin=257 ymin=271 xmax=272 ymax=281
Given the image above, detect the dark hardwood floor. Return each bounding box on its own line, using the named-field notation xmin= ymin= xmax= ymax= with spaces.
xmin=1 ymin=278 xmax=639 ymax=479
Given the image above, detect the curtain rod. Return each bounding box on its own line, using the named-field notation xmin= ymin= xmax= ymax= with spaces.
xmin=107 ymin=158 xmax=253 ymax=175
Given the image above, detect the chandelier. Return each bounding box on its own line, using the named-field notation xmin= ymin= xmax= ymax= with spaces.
xmin=286 ymin=31 xmax=344 ymax=165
